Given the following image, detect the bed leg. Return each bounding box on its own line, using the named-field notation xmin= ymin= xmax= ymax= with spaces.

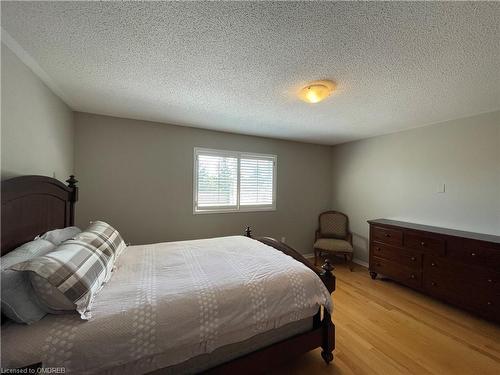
xmin=321 ymin=350 xmax=334 ymax=364
xmin=321 ymin=309 xmax=335 ymax=364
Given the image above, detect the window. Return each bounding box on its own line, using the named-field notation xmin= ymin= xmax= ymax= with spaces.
xmin=194 ymin=148 xmax=276 ymax=213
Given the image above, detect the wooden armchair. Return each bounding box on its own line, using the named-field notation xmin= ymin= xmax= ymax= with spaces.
xmin=314 ymin=211 xmax=354 ymax=271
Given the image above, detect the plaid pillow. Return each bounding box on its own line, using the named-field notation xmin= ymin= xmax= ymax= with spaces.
xmin=79 ymin=221 xmax=127 ymax=261
xmin=12 ymin=239 xmax=112 ymax=320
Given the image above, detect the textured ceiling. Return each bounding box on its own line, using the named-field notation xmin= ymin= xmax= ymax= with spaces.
xmin=2 ymin=1 xmax=499 ymax=145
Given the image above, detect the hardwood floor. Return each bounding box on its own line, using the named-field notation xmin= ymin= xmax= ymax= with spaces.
xmin=276 ymin=262 xmax=500 ymax=375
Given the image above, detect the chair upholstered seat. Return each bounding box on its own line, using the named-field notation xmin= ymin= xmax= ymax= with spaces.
xmin=314 ymin=238 xmax=353 ymax=253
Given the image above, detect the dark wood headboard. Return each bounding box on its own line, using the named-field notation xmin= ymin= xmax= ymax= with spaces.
xmin=1 ymin=175 xmax=78 ymax=255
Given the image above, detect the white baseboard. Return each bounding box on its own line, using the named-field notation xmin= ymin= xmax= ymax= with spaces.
xmin=353 ymin=258 xmax=369 ymax=268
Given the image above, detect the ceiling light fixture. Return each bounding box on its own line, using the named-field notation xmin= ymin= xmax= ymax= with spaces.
xmin=298 ymin=80 xmax=335 ymax=104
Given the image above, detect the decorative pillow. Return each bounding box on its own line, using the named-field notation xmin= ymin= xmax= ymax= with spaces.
xmin=80 ymin=221 xmax=127 ymax=261
xmin=1 ymin=239 xmax=56 ymax=324
xmin=37 ymin=226 xmax=82 ymax=246
xmin=11 ymin=239 xmax=112 ymax=320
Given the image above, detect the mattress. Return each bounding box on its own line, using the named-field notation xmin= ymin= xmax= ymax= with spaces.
xmin=1 ymin=236 xmax=332 ymax=374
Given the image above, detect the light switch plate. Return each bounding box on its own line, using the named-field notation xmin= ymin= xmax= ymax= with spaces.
xmin=436 ymin=183 xmax=446 ymax=193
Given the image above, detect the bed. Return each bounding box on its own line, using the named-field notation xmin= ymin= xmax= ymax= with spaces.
xmin=1 ymin=175 xmax=335 ymax=374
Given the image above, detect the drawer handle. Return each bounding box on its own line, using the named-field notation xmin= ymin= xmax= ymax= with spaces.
xmin=421 ymin=241 xmax=426 ymax=246
xmin=411 ymin=256 xmax=416 ymax=261
xmin=488 ymin=279 xmax=493 ymax=283
xmin=487 ymin=301 xmax=492 ymax=306
xmin=376 ymin=263 xmax=381 ymax=267
xmin=431 ymin=281 xmax=437 ymax=286
xmin=385 ymin=234 xmax=391 ymax=237
xmin=471 ymin=252 xmax=476 ymax=257
xmin=431 ymin=262 xmax=436 ymax=267
xmin=376 ymin=247 xmax=381 ymax=251
xmin=410 ymin=274 xmax=415 ymax=279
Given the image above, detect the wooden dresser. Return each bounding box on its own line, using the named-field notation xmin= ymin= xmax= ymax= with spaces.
xmin=368 ymin=219 xmax=500 ymax=323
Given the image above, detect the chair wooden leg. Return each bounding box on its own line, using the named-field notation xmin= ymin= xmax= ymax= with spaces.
xmin=349 ymin=253 xmax=354 ymax=272
xmin=314 ymin=248 xmax=318 ymax=266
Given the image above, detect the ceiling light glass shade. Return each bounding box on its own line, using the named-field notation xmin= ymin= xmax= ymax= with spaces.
xmin=298 ymin=80 xmax=335 ymax=103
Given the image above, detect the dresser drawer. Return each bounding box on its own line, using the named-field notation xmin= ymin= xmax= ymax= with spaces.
xmin=371 ymin=242 xmax=421 ymax=269
xmin=371 ymin=257 xmax=421 ymax=289
xmin=474 ymin=298 xmax=500 ymax=322
xmin=447 ymin=239 xmax=500 ymax=269
xmin=423 ymin=272 xmax=467 ymax=300
xmin=405 ymin=231 xmax=445 ymax=255
xmin=371 ymin=226 xmax=403 ymax=246
xmin=423 ymin=274 xmax=499 ymax=320
xmin=424 ymin=256 xmax=500 ymax=292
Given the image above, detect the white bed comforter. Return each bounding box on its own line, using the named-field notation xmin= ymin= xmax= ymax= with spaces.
xmin=1 ymin=236 xmax=332 ymax=374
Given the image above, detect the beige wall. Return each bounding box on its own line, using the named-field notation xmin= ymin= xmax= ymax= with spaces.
xmin=74 ymin=112 xmax=333 ymax=253
xmin=331 ymin=111 xmax=500 ymax=263
xmin=1 ymin=43 xmax=74 ymax=180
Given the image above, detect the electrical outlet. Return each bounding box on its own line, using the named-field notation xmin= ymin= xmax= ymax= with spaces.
xmin=436 ymin=183 xmax=446 ymax=193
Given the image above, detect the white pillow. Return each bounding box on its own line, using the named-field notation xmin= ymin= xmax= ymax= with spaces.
xmin=37 ymin=226 xmax=82 ymax=246
xmin=1 ymin=239 xmax=56 ymax=324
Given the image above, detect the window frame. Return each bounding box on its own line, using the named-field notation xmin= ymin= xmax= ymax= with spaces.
xmin=193 ymin=147 xmax=277 ymax=214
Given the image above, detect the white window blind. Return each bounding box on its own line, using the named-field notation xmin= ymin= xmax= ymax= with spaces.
xmin=196 ymin=154 xmax=238 ymax=208
xmin=194 ymin=148 xmax=276 ymax=213
xmin=240 ymin=157 xmax=274 ymax=206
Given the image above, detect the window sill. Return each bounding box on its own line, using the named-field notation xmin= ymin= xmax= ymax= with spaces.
xmin=193 ymin=206 xmax=276 ymax=215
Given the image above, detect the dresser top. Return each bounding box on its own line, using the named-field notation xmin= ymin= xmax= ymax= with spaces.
xmin=368 ymin=219 xmax=500 ymax=244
